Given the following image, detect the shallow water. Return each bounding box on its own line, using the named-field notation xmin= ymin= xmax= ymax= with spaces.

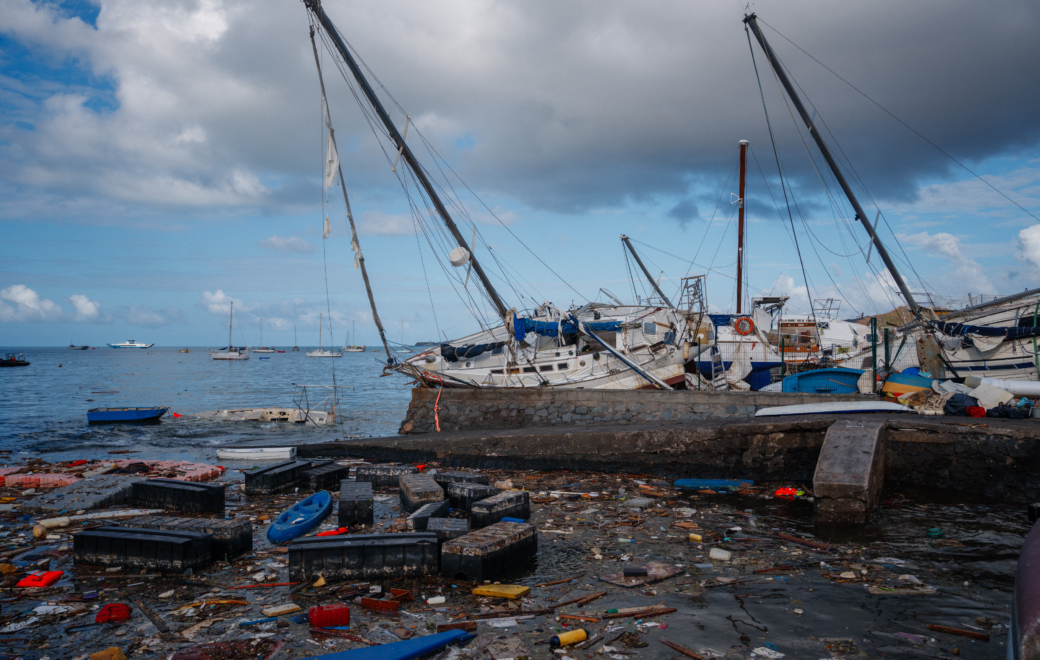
xmin=0 ymin=346 xmax=412 ymax=462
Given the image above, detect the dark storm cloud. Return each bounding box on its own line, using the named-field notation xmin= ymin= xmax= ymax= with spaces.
xmin=1 ymin=0 xmax=1038 ymax=222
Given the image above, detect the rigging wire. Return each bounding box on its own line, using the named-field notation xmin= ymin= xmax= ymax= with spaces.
xmin=759 ymin=18 xmax=1040 ymax=224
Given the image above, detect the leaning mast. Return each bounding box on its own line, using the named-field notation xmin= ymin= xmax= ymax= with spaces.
xmin=621 ymin=235 xmax=674 ymax=308
xmin=743 ymin=14 xmax=921 ymax=317
xmin=304 ymin=0 xmax=510 ymax=321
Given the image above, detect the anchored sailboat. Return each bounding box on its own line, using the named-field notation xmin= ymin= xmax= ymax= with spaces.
xmin=307 ymin=313 xmax=342 ymax=358
xmin=344 ymin=320 xmax=364 ymax=352
xmin=210 ymin=301 xmax=249 ymax=360
xmin=254 ymin=318 xmax=275 ymax=353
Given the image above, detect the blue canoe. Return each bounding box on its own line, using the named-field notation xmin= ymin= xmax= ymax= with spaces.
xmin=267 ymin=490 xmax=333 ymax=544
xmin=87 ymin=407 xmax=169 ymax=425
xmin=781 ymin=367 xmax=863 ymax=394
xmin=300 ymin=630 xmax=468 ymax=660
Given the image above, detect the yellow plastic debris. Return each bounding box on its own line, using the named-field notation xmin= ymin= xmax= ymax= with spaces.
xmin=472 ymin=584 xmax=531 ymax=600
xmin=89 ymin=648 xmax=127 ymax=660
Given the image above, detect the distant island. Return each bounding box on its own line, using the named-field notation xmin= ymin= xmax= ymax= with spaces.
xmin=414 ymin=341 xmax=439 ymax=347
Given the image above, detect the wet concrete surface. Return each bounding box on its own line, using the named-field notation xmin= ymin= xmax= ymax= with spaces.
xmin=0 ymin=462 xmax=1022 ymax=660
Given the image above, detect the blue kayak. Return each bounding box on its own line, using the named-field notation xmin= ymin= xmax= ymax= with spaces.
xmin=87 ymin=407 xmax=169 ymax=425
xmin=267 ymin=490 xmax=333 ymax=544
xmin=673 ymin=479 xmax=753 ymax=491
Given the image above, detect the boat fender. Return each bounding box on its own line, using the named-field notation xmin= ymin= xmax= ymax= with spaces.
xmin=733 ymin=316 xmax=755 ymax=336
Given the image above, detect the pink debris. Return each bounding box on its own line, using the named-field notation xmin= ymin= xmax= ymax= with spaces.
xmin=110 ymin=459 xmax=223 ymax=482
xmin=5 ymin=473 xmax=81 ymax=489
xmin=0 ymin=467 xmax=22 ymax=477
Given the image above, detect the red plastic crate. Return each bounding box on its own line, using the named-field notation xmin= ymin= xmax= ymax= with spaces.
xmin=96 ymin=603 xmax=132 ymax=623
xmin=16 ymin=571 xmax=63 ymax=588
xmin=308 ymin=603 xmax=351 ymax=628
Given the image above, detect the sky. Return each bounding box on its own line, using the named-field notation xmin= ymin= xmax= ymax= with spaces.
xmin=1 ymin=0 xmax=1039 ymax=347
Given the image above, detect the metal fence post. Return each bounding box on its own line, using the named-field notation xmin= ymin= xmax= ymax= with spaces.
xmin=871 ymin=317 xmax=878 ymax=393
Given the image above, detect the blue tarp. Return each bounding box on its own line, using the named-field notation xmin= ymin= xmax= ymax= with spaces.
xmin=440 ymin=342 xmax=506 ymax=363
xmin=708 ymin=314 xmax=735 ymax=328
xmin=933 ymin=320 xmax=1040 ymax=338
xmin=514 ymin=318 xmax=621 ymax=341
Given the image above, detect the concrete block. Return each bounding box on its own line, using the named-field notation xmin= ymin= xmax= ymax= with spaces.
xmin=338 ymin=480 xmax=374 ymax=526
xmin=448 ymin=482 xmax=498 ymax=512
xmin=299 ymin=462 xmax=351 ymax=491
xmin=22 ymin=475 xmax=145 ymax=513
xmin=244 ymin=460 xmax=311 ymax=496
xmin=288 ymin=532 xmax=438 ymax=581
xmin=355 ymin=464 xmax=418 ymax=489
xmin=74 ymin=526 xmax=212 ymax=572
xmin=399 ymin=474 xmax=444 ymax=513
xmin=471 ymin=491 xmax=530 ymax=528
xmin=813 ymin=420 xmax=886 ymax=524
xmin=131 ymin=479 xmax=225 ymax=514
xmin=426 ymin=518 xmax=469 ymax=544
xmin=440 ymin=521 xmax=537 ymax=581
xmin=406 ymin=499 xmax=450 ymax=531
xmin=131 ymin=515 xmax=252 ymax=558
xmin=432 ymin=471 xmax=489 ymax=493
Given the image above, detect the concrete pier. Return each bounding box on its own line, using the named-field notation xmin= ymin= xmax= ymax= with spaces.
xmin=813 ymin=420 xmax=887 ymax=524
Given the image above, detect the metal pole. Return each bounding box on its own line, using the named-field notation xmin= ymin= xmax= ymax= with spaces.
xmin=737 ymin=140 xmax=748 ymax=314
xmin=621 ymin=235 xmax=674 ymax=307
xmin=883 ymin=326 xmax=891 ymax=372
xmin=306 ymin=1 xmax=510 ymax=320
xmin=743 ymin=14 xmax=920 ymax=316
xmin=871 ymin=317 xmax=878 ymax=392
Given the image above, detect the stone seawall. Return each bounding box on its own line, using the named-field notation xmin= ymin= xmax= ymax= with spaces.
xmin=398 ymin=388 xmax=875 ymax=434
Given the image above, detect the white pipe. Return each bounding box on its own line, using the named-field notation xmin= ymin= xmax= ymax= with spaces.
xmin=965 ymin=376 xmax=1040 ymax=397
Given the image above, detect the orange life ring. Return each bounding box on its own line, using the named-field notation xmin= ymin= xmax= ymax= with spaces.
xmin=733 ymin=316 xmax=755 ymax=336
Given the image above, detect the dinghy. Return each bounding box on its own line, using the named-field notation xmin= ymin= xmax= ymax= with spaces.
xmin=216 ymin=447 xmax=297 ymax=461
xmin=267 ymin=490 xmax=333 ymax=544
xmin=87 ymin=407 xmax=169 ymax=425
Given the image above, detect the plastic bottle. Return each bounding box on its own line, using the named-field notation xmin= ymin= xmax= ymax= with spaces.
xmin=550 ymin=629 xmax=588 ymax=647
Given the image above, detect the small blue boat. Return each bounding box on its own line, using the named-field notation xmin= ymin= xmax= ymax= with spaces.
xmin=267 ymin=490 xmax=333 ymax=544
xmin=781 ymin=367 xmax=863 ymax=394
xmin=87 ymin=407 xmax=169 ymax=425
xmin=674 ymin=479 xmax=754 ymax=491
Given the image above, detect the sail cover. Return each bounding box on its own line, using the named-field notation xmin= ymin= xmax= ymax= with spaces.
xmin=440 ymin=342 xmax=507 ymax=362
xmin=514 ymin=318 xmax=622 ymax=341
xmin=932 ymin=321 xmax=1040 ymax=338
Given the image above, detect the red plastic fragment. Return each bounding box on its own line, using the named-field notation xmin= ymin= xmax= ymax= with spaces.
xmin=360 ymin=597 xmax=400 ymax=612
xmin=96 ymin=603 xmax=133 ymax=623
xmin=16 ymin=570 xmax=64 ymax=588
xmin=774 ymin=487 xmax=797 ymax=500
xmin=388 ymin=588 xmax=414 ymax=602
xmin=308 ymin=603 xmax=351 ymax=628
xmin=967 ymin=406 xmax=986 ymax=418
xmin=317 ymin=527 xmax=349 ymax=537
xmin=68 ymin=460 xmax=88 ymax=467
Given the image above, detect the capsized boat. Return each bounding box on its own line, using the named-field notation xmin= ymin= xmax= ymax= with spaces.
xmin=755 ymin=401 xmax=911 ymax=417
xmin=195 ymin=407 xmax=333 ymax=425
xmin=1 ymin=353 xmax=30 ymax=367
xmin=267 ymin=490 xmax=333 ymax=544
xmin=107 ymin=339 xmax=153 ymax=349
xmin=87 ymin=407 xmax=169 ymax=425
xmin=216 ymin=447 xmax=297 ymax=461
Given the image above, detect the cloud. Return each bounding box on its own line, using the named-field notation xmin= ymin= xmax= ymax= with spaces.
xmin=119 ymin=305 xmax=185 ymax=326
xmin=358 ymin=211 xmax=415 ymax=236
xmin=1017 ymin=225 xmax=1040 ymax=270
xmin=199 ymin=289 xmax=244 ymax=314
xmin=667 ymin=197 xmax=699 ymax=226
xmin=68 ymin=294 xmax=106 ymax=322
xmin=260 ymin=235 xmax=315 ymax=253
xmin=898 ymin=231 xmax=994 ymax=295
xmin=0 ymin=284 xmax=64 ymax=322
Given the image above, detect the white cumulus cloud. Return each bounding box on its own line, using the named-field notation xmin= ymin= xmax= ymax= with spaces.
xmin=260 ymin=235 xmax=315 ymax=253
xmin=1016 ymin=225 xmax=1040 ymax=270
xmin=899 ymin=231 xmax=995 ymax=295
xmin=199 ymin=289 xmax=244 ymax=314
xmin=68 ymin=294 xmax=105 ymax=322
xmin=0 ymin=284 xmax=65 ymax=322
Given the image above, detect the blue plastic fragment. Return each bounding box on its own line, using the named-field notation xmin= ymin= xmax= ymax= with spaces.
xmin=500 ymin=517 xmax=525 ymax=523
xmin=290 ymin=613 xmax=310 ymax=624
xmin=673 ymin=479 xmax=753 ymax=490
xmin=239 ymin=617 xmax=277 ymax=627
xmin=299 ymin=629 xmax=467 ymax=659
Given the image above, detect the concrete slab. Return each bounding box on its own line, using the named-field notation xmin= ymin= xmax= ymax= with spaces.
xmin=813 ymin=420 xmax=886 ymax=524
xmin=22 ymin=475 xmax=146 ymax=513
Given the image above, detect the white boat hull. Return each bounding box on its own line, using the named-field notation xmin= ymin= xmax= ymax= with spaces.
xmin=195 ymin=407 xmax=332 ymax=425
xmin=756 ymin=401 xmax=912 ymax=417
xmin=307 ymin=350 xmax=343 ymax=357
xmin=217 ymin=447 xmax=297 ymax=460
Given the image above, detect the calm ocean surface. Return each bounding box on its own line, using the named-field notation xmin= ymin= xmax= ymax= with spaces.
xmin=0 ymin=346 xmax=413 ymax=463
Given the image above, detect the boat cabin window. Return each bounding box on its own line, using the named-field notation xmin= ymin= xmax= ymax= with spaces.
xmin=523 ymin=366 xmax=536 ymax=373
xmin=491 ymin=369 xmax=504 ymax=374
xmin=643 ymin=322 xmax=657 ymax=335
xmin=539 ymin=365 xmax=553 ymax=372
xmin=558 ymin=362 xmax=569 ymax=370
xmin=664 ymin=331 xmax=675 ymax=345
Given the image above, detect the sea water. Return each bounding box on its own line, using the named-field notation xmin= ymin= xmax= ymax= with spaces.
xmin=0 ymin=346 xmax=412 ymax=462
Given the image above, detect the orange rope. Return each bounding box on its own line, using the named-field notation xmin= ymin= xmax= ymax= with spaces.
xmin=425 ymin=372 xmax=443 ymax=432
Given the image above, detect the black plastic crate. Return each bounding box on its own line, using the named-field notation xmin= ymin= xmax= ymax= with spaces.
xmin=355 ymin=464 xmax=418 ymax=489
xmin=131 ymin=515 xmax=252 ymax=558
xmin=432 ymin=471 xmax=489 ymax=493
xmin=244 ymin=460 xmax=311 ymax=496
xmin=447 ymin=482 xmax=498 ymax=512
xmin=300 ymin=462 xmax=351 ymax=491
xmin=288 ymin=532 xmax=438 ymax=581
xmin=338 ymin=480 xmax=374 ymax=526
xmin=471 ymin=491 xmax=531 ymax=528
xmin=440 ymin=522 xmax=537 ymax=581
xmin=406 ymin=500 xmax=450 ymax=531
xmin=131 ymin=479 xmax=225 ymax=514
xmin=399 ymin=474 xmax=444 ymax=513
xmin=426 ymin=518 xmax=469 ymax=544
xmin=73 ymin=526 xmax=212 ymax=572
